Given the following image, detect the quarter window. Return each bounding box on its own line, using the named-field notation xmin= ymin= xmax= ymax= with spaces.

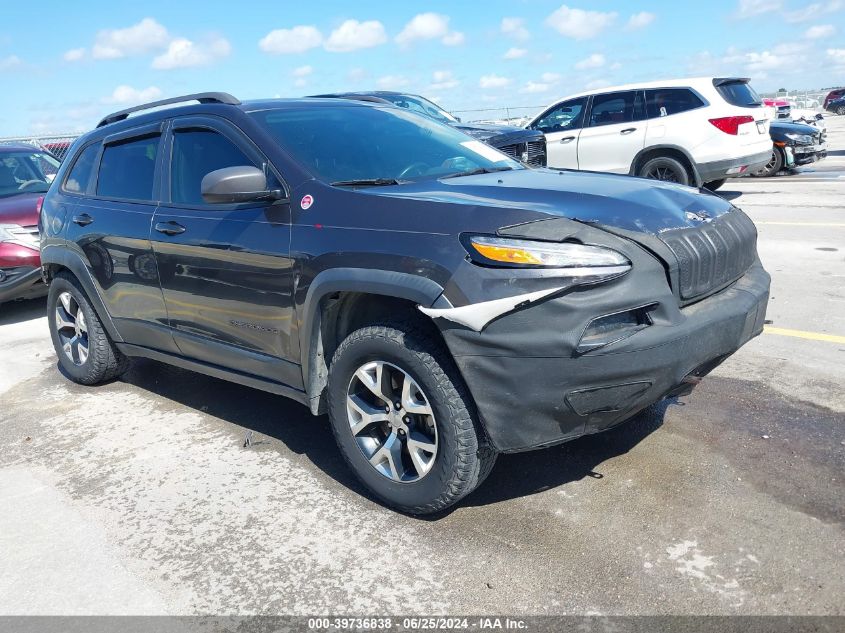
xmin=588 ymin=91 xmax=638 ymax=127
xmin=532 ymin=98 xmax=587 ymax=134
xmin=63 ymin=143 xmax=100 ymax=194
xmin=645 ymin=88 xmax=705 ymax=118
xmin=171 ymin=129 xmax=266 ymax=205
xmin=96 ymin=135 xmax=160 ymax=201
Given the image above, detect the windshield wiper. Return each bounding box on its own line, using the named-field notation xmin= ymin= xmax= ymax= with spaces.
xmin=331 ymin=178 xmax=403 ymax=187
xmin=440 ymin=166 xmax=515 ymax=179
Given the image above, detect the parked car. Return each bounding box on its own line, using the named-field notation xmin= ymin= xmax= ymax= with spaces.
xmin=823 ymin=88 xmax=844 ymax=110
xmin=762 ymin=97 xmax=791 ymax=120
xmin=40 ymin=93 xmax=770 ymax=514
xmin=0 ymin=143 xmax=59 ymax=304
xmin=526 ymin=77 xmax=772 ymax=191
xmin=753 ymin=120 xmax=827 ymax=177
xmin=825 ymin=97 xmax=845 ymax=116
xmin=310 ymin=91 xmax=547 ymax=167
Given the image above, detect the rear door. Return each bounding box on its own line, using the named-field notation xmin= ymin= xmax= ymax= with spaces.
xmin=576 ymin=90 xmax=647 ymax=174
xmin=64 ymin=125 xmax=177 ymax=353
xmin=151 ymin=116 xmax=300 ymax=388
xmin=529 ymin=97 xmax=587 ymax=168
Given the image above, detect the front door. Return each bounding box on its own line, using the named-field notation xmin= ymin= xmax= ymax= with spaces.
xmin=529 ymin=97 xmax=587 ymax=169
xmin=150 ymin=116 xmax=300 ymax=388
xmin=577 ymin=90 xmax=647 ymax=174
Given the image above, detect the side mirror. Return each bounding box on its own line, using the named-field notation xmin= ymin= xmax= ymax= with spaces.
xmin=200 ymin=166 xmax=282 ymax=204
xmin=816 ymin=113 xmax=824 ymax=120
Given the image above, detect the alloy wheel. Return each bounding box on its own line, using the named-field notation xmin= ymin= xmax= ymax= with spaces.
xmin=55 ymin=292 xmax=89 ymax=366
xmin=646 ymin=165 xmax=681 ymax=182
xmin=346 ymin=360 xmax=438 ymax=483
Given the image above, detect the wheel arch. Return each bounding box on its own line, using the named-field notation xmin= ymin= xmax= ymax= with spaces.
xmin=298 ymin=268 xmax=447 ymax=415
xmin=629 ymin=145 xmax=702 ymax=187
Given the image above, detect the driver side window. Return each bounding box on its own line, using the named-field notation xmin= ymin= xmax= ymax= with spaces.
xmin=532 ymin=98 xmax=587 ymax=134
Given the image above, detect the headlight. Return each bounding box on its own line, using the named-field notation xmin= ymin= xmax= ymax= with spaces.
xmin=0 ymin=224 xmax=38 ymax=249
xmin=785 ymin=133 xmax=813 ymax=144
xmin=464 ymin=235 xmax=631 ymax=275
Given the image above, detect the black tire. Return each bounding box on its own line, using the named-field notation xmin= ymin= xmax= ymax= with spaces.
xmin=751 ymin=148 xmax=783 ymax=177
xmin=47 ymin=272 xmax=129 ymax=385
xmin=703 ymin=179 xmax=727 ymax=191
xmin=638 ymin=156 xmax=690 ymax=186
xmin=327 ymin=322 xmax=496 ymax=514
xmin=837 ymin=105 xmax=845 ymax=116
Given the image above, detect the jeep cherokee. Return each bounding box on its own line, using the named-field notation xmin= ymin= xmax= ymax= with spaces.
xmin=40 ymin=93 xmax=770 ymax=514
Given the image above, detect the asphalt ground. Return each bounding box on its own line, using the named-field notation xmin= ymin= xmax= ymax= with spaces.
xmin=0 ymin=116 xmax=843 ymax=617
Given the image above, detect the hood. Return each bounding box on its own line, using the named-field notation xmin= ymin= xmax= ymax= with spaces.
xmin=367 ymin=168 xmax=735 ymax=235
xmin=0 ymin=192 xmax=41 ymax=226
xmin=771 ymin=120 xmax=818 ymax=134
xmin=454 ymin=122 xmax=543 ymax=145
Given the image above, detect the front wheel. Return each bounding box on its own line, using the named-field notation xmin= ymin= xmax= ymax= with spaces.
xmin=638 ymin=156 xmax=690 ymax=186
xmin=837 ymin=105 xmax=845 ymax=116
xmin=327 ymin=323 xmax=496 ymax=514
xmin=752 ymin=148 xmax=784 ymax=177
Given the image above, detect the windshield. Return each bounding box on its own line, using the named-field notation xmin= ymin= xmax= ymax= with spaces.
xmin=0 ymin=150 xmax=60 ymax=197
xmin=251 ymin=105 xmax=521 ymax=185
xmin=377 ymin=94 xmax=459 ymax=124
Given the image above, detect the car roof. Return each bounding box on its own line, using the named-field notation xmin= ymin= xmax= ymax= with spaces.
xmin=0 ymin=142 xmax=44 ymax=153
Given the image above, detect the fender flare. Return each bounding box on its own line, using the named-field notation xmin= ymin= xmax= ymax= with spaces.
xmin=39 ymin=244 xmax=124 ymax=343
xmin=298 ymin=268 xmax=445 ymax=413
xmin=629 ymin=144 xmax=703 ymax=187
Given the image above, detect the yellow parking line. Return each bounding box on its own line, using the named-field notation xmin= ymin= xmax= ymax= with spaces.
xmin=764 ymin=326 xmax=845 ymax=345
xmin=755 ymin=222 xmax=845 ymax=227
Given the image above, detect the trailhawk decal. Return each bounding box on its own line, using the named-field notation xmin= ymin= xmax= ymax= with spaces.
xmin=300 ymin=194 xmax=314 ymax=210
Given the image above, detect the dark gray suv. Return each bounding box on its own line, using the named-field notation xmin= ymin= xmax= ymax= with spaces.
xmin=39 ymin=93 xmax=770 ymax=514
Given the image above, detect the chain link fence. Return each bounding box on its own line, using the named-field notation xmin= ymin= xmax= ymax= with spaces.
xmin=451 ymin=105 xmax=545 ymax=126
xmin=0 ymin=134 xmax=79 ymax=161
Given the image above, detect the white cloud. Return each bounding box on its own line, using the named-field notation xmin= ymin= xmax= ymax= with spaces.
xmin=610 ymin=61 xmax=623 ymax=70
xmin=293 ymin=65 xmax=313 ymax=77
xmin=0 ymin=55 xmax=22 ymax=71
xmin=805 ymin=23 xmax=836 ymax=38
xmin=735 ymin=0 xmax=782 ymax=18
xmin=724 ymin=49 xmax=788 ymax=72
xmin=575 ymin=53 xmax=606 ymax=69
xmin=348 ymin=67 xmax=367 ymax=81
xmin=63 ymin=48 xmax=85 ymax=62
xmin=541 ymin=72 xmax=561 ymax=83
xmin=294 ymin=78 xmax=307 ymax=88
xmin=546 ymin=5 xmax=618 ymax=40
xmin=626 ymin=11 xmax=656 ymax=30
xmin=395 ymin=13 xmax=462 ymax=47
xmin=828 ymin=47 xmax=845 ymax=66
xmin=784 ymin=0 xmax=842 ymax=22
xmin=103 ymin=85 xmax=163 ymax=105
xmin=430 ymin=70 xmax=459 ymax=90
xmin=325 ymin=19 xmax=387 ymax=52
xmin=259 ymin=25 xmax=323 ymax=54
xmin=501 ymin=17 xmax=530 ymax=40
xmin=520 ymin=81 xmax=551 ymax=94
xmin=376 ymin=74 xmax=409 ymax=89
xmin=503 ymin=47 xmax=527 ymax=60
xmin=479 ymin=74 xmax=511 ymax=89
xmin=152 ymin=35 xmax=231 ymax=70
xmin=92 ymin=18 xmax=170 ymax=59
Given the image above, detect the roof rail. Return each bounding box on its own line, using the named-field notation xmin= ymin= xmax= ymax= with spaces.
xmin=97 ymin=92 xmax=241 ymax=128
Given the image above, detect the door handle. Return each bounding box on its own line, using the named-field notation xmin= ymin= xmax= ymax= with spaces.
xmin=72 ymin=213 xmax=93 ymax=226
xmin=620 ymin=128 xmax=637 ymax=135
xmin=154 ymin=221 xmax=186 ymax=236
xmin=559 ymin=136 xmax=575 ymax=144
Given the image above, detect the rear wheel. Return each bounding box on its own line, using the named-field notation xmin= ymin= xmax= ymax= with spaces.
xmin=638 ymin=156 xmax=690 ymax=186
xmin=703 ymin=179 xmax=727 ymax=191
xmin=47 ymin=272 xmax=129 ymax=385
xmin=327 ymin=322 xmax=496 ymax=514
xmin=752 ymin=148 xmax=783 ymax=177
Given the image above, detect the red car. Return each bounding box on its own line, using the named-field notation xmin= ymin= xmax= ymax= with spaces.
xmin=823 ymin=88 xmax=844 ymax=110
xmin=0 ymin=143 xmax=60 ymax=304
xmin=762 ymin=97 xmax=791 ymax=119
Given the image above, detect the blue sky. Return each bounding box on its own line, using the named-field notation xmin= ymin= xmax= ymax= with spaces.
xmin=1 ymin=0 xmax=843 ymax=135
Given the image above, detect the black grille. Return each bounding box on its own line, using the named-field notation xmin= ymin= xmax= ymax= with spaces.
xmin=659 ymin=210 xmax=758 ymax=301
xmin=496 ymin=141 xmax=547 ymax=167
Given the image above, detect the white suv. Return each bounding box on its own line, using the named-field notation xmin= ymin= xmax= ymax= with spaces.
xmin=526 ymin=77 xmax=772 ymax=190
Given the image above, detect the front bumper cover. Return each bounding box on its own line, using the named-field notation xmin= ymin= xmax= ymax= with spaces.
xmin=439 ymin=259 xmax=770 ymax=453
xmin=0 ymin=266 xmax=46 ymax=303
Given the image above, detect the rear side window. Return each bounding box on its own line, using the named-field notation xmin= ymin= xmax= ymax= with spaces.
xmin=646 ymin=89 xmax=705 ymax=118
xmin=96 ymin=135 xmax=160 ymax=201
xmin=63 ymin=143 xmax=99 ymax=194
xmin=170 ymin=129 xmax=259 ymax=205
xmin=715 ymin=81 xmax=762 ymax=107
xmin=588 ymin=91 xmax=638 ymax=127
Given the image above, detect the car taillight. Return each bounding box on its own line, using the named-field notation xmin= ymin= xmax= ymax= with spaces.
xmin=709 ymin=116 xmax=755 ymax=135
xmin=36 ymin=196 xmax=44 ymax=217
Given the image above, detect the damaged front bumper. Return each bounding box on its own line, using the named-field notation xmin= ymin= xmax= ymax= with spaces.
xmin=436 ymin=256 xmax=770 ymax=453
